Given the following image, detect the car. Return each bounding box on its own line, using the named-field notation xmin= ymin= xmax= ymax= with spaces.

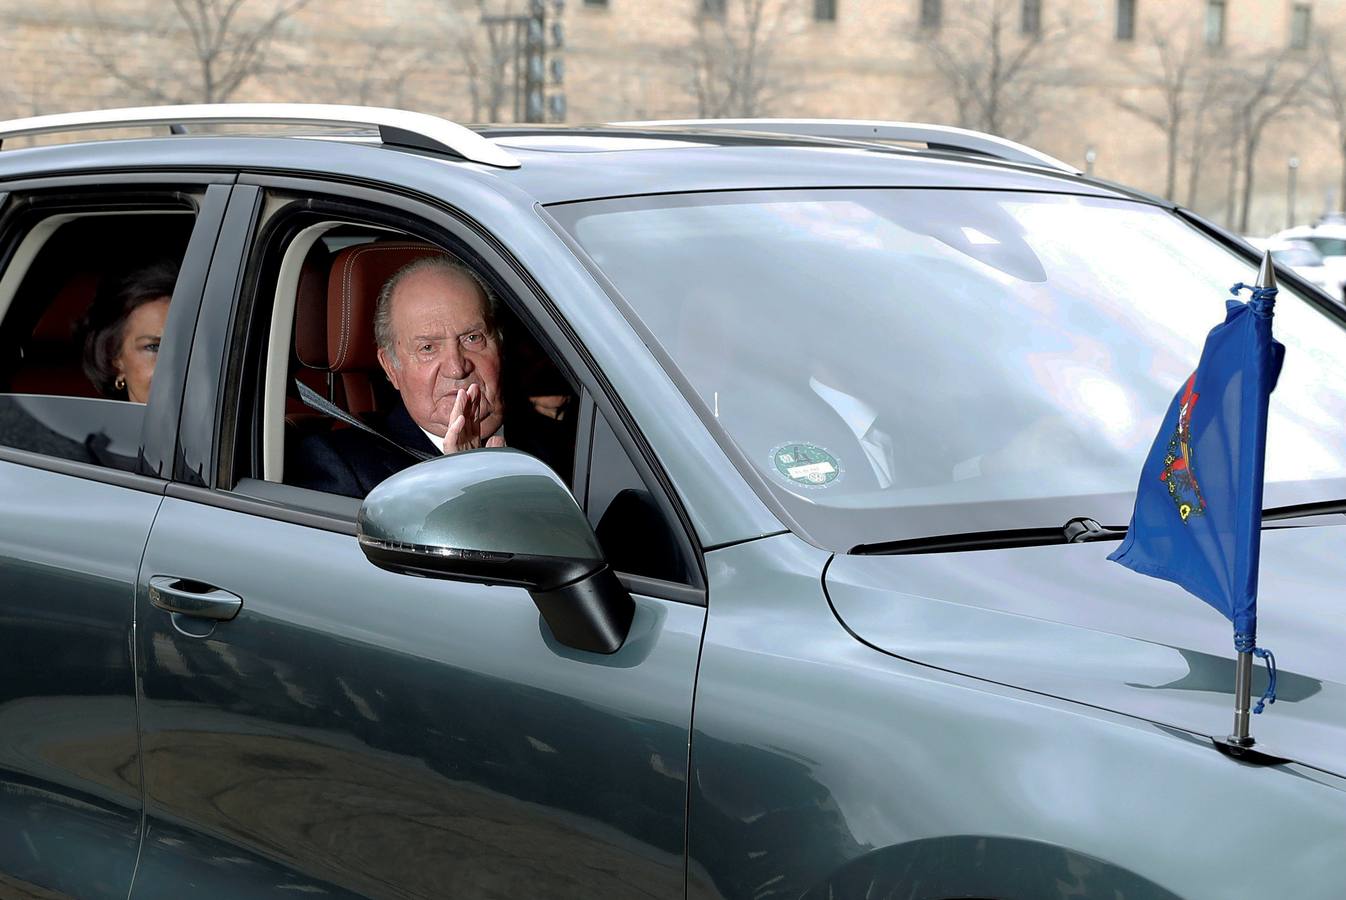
xmin=1254 ymin=237 xmax=1345 ymax=299
xmin=1270 ymin=220 xmax=1346 ymax=300
xmin=1 ymin=105 xmax=1345 ymax=900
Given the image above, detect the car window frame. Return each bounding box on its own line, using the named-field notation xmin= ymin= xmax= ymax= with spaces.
xmin=0 ymin=174 xmax=234 ymax=492
xmin=174 ymin=172 xmax=707 ymax=602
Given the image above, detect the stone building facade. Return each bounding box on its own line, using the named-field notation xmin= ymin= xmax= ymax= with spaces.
xmin=0 ymin=0 xmax=1341 ymax=234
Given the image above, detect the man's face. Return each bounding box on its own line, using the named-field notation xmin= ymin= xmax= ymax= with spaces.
xmin=377 ymin=266 xmax=504 ymax=439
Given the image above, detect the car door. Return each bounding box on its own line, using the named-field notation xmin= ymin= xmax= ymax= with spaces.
xmin=128 ymin=179 xmax=707 ymax=898
xmin=0 ymin=176 xmax=230 ymax=899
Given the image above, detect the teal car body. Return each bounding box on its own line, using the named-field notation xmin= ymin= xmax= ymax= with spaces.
xmin=0 ymin=110 xmax=1344 ymax=899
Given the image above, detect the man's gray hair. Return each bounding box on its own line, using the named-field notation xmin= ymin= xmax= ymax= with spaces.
xmin=374 ymin=254 xmax=501 ymax=366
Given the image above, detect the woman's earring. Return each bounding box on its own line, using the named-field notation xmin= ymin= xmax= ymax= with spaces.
xmin=115 ymin=374 xmax=126 ymax=391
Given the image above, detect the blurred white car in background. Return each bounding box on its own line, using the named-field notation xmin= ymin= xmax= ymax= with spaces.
xmin=1248 ymin=237 xmax=1343 ymax=300
xmin=1268 ymin=221 xmax=1346 ymax=300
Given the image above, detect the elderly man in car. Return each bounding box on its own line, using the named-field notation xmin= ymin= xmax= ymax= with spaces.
xmin=290 ymin=255 xmax=570 ymax=497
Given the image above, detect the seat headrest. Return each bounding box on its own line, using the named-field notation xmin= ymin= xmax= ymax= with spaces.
xmin=32 ymin=271 xmax=99 ymax=342
xmin=318 ymin=241 xmax=444 ymax=373
xmin=6 ymin=271 xmax=101 ymax=396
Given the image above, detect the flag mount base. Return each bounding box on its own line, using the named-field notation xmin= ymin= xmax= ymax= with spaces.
xmin=1211 ymin=737 xmax=1291 ymax=766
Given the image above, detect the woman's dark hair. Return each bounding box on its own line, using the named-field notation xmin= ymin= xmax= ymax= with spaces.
xmin=78 ymin=260 xmax=178 ymax=397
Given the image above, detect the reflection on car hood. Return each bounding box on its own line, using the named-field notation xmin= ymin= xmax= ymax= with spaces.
xmin=825 ymin=518 xmax=1346 ymax=774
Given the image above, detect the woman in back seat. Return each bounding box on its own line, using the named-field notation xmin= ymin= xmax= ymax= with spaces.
xmin=77 ymin=260 xmax=177 ymax=403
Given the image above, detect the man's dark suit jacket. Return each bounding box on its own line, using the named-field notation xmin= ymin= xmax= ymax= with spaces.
xmin=289 ymin=399 xmax=574 ymax=499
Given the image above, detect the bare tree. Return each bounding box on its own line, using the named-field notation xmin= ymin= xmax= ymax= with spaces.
xmin=1114 ymin=23 xmax=1209 ymax=201
xmin=1312 ymin=31 xmax=1346 ymax=213
xmin=82 ymin=0 xmax=312 ymax=105
xmin=291 ymin=27 xmax=436 ymax=110
xmin=0 ymin=67 xmax=48 ymax=121
xmin=917 ymin=0 xmax=1076 ymax=142
xmin=685 ymin=0 xmax=797 ymax=118
xmin=1221 ymin=50 xmax=1310 ymax=233
xmin=1183 ymin=63 xmax=1222 ymax=209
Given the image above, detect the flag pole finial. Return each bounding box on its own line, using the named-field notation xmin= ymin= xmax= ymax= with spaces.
xmin=1256 ymin=250 xmax=1277 ymax=291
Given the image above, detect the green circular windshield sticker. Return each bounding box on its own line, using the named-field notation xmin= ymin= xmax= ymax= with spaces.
xmin=770 ymin=442 xmax=842 ymax=488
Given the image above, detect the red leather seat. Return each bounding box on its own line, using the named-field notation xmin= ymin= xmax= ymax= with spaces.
xmin=293 ymin=241 xmax=444 ymax=420
xmin=8 ymin=271 xmax=101 ymax=397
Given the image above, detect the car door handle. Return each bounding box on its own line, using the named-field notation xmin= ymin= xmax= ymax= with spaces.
xmin=148 ymin=576 xmax=243 ymax=621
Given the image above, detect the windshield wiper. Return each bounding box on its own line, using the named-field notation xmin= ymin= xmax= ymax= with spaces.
xmin=852 ymin=517 xmax=1126 ymax=555
xmin=856 ymin=502 xmax=1346 ymax=556
xmin=1263 ymin=499 xmax=1346 ymax=522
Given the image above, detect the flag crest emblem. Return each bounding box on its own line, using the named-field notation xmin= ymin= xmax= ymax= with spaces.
xmin=1159 ymin=373 xmax=1206 ymax=522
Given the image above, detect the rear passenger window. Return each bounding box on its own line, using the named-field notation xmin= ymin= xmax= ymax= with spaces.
xmin=0 ymin=201 xmax=197 ymax=472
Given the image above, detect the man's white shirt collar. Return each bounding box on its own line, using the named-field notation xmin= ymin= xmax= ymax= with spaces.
xmin=419 ymin=425 xmax=504 ymax=454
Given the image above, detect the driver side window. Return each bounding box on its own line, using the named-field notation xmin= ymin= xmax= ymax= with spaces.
xmin=221 ymin=191 xmax=694 ymax=587
xmin=225 ymin=205 xmax=579 ymax=506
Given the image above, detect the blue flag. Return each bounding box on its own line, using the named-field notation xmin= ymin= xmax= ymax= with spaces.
xmin=1109 ymin=279 xmax=1285 ymax=710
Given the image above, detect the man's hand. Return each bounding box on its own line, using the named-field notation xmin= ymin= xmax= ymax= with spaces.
xmin=439 ymin=383 xmax=506 ymax=454
xmin=529 ymin=394 xmax=571 ymax=421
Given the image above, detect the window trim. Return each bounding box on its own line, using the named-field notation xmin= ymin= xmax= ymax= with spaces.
xmin=184 ymin=173 xmax=707 ymax=599
xmin=173 ymin=184 xmax=260 ymax=485
xmin=0 ymin=443 xmax=169 ymax=494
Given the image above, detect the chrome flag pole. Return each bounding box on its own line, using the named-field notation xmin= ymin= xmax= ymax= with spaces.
xmin=1230 ymin=650 xmax=1255 ymax=747
xmin=1228 ymin=252 xmax=1277 ymax=750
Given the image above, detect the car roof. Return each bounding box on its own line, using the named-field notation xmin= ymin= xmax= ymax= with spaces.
xmin=0 ymin=115 xmax=1144 ymax=208
xmin=477 ymin=127 xmax=1139 ymax=204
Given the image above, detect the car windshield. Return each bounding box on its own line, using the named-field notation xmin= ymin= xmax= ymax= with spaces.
xmin=552 ymin=189 xmax=1346 ymax=549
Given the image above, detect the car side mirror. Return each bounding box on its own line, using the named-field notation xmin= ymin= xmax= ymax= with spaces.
xmin=356 ymin=449 xmax=635 ymax=654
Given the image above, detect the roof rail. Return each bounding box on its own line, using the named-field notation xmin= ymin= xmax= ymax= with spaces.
xmin=610 ymin=118 xmax=1080 ymax=174
xmin=0 ymin=103 xmax=521 ymax=169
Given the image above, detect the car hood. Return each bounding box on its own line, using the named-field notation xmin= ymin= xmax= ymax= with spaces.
xmin=825 ymin=517 xmax=1346 ymax=773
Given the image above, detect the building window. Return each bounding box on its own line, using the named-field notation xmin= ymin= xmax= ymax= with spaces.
xmin=1021 ymin=0 xmax=1041 ymax=37
xmin=1116 ymin=0 xmax=1136 ymax=41
xmin=920 ymin=0 xmax=942 ymax=28
xmin=1290 ymin=3 xmax=1311 ymax=49
xmin=815 ymin=0 xmax=837 ymax=21
xmin=701 ymin=0 xmax=726 ymax=16
xmin=1205 ymin=0 xmax=1226 ymax=48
